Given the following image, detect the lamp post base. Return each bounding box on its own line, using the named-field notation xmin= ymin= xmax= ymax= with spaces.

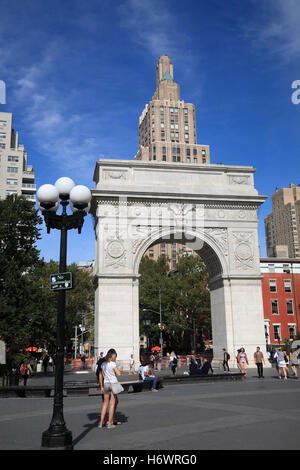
xmin=41 ymin=427 xmax=73 ymax=450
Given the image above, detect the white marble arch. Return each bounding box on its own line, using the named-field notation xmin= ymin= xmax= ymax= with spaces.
xmin=91 ymin=159 xmax=268 ymax=369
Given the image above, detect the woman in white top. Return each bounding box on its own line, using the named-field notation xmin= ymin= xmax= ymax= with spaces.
xmin=99 ymin=349 xmax=121 ymax=429
xmin=237 ymin=348 xmax=249 ymax=378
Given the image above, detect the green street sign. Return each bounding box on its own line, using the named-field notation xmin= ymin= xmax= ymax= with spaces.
xmin=50 ymin=272 xmax=73 ymax=291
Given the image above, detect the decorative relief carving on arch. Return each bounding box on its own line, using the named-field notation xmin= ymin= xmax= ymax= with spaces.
xmin=232 ymin=231 xmax=254 ymax=271
xmin=104 ymin=237 xmax=127 ymax=269
xmin=205 ymin=228 xmax=228 ymax=257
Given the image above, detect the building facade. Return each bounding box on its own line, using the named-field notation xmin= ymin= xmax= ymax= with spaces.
xmin=135 ymin=55 xmax=209 ymax=263
xmin=261 ymin=258 xmax=300 ymax=347
xmin=264 ymin=184 xmax=300 ymax=258
xmin=0 ymin=112 xmax=35 ymax=202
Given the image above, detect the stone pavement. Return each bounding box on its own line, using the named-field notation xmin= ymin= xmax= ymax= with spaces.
xmin=0 ymin=364 xmax=300 ymax=451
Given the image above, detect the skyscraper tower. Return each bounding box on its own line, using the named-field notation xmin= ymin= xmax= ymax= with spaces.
xmin=135 ymin=55 xmax=210 ymax=165
xmin=265 ymin=184 xmax=300 ymax=258
xmin=135 ymin=56 xmax=210 ymax=267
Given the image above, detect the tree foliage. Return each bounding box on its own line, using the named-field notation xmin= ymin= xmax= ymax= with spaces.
xmin=139 ymin=253 xmax=211 ymax=353
xmin=0 ymin=195 xmax=94 ymax=352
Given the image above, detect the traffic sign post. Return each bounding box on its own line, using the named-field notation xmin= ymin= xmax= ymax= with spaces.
xmin=50 ymin=272 xmax=73 ymax=291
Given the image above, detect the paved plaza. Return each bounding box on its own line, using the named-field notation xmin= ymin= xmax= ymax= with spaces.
xmin=0 ymin=366 xmax=299 ymax=451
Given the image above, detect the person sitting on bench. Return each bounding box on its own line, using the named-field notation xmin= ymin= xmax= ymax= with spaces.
xmin=189 ymin=357 xmax=213 ymax=376
xmin=141 ymin=363 xmax=159 ymax=392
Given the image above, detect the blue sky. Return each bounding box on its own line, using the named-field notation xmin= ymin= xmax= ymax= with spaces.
xmin=1 ymin=0 xmax=299 ymax=264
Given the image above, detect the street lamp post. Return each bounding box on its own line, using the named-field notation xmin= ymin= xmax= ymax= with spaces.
xmin=37 ymin=177 xmax=91 ymax=450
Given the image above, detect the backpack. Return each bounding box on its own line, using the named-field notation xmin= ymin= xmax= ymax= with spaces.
xmin=172 ymin=357 xmax=178 ymax=365
xmin=20 ymin=363 xmax=28 ymax=376
xmin=226 ymin=353 xmax=230 ymax=360
xmin=95 ymin=357 xmax=106 ymax=381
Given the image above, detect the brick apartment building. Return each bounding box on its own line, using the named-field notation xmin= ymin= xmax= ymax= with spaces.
xmin=260 ymin=258 xmax=300 ymax=348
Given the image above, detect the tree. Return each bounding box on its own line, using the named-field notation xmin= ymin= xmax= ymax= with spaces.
xmin=139 ymin=253 xmax=211 ymax=353
xmin=0 ymin=195 xmax=42 ymax=350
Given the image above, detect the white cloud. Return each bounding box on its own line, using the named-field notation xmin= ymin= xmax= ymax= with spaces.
xmin=243 ymin=0 xmax=300 ymax=63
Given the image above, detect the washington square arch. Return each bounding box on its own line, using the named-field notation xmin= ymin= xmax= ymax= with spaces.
xmin=90 ymin=56 xmax=268 ymax=369
xmin=91 ymin=159 xmax=267 ymax=369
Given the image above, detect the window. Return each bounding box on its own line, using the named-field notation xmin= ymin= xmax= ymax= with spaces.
xmin=271 ymin=300 xmax=279 ymax=315
xmin=170 ymin=107 xmax=174 ymax=113
xmin=172 ymin=147 xmax=176 ymax=154
xmin=0 ymin=133 xmax=6 ymax=139
xmin=0 ymin=143 xmax=5 ymax=149
xmin=184 ymin=108 xmax=188 ymax=114
xmin=161 ymin=123 xmax=164 ymax=128
xmin=288 ymin=324 xmax=296 ymax=339
xmin=202 ymin=149 xmax=206 ymax=156
xmin=284 ymin=280 xmax=292 ymax=292
xmin=161 ymin=131 xmax=165 ymax=137
xmin=202 ymin=158 xmax=206 ymax=163
xmin=160 ymin=114 xmax=164 ymax=120
xmin=286 ymin=300 xmax=294 ymax=315
xmin=162 ymin=146 xmax=166 ymax=153
xmin=193 ymin=157 xmax=198 ymax=163
xmin=174 ymin=107 xmax=178 ymax=113
xmin=172 ymin=250 xmax=177 ymax=258
xmin=172 ymin=156 xmax=176 ymax=162
xmin=6 ymin=190 xmax=17 ymax=195
xmin=6 ymin=178 xmax=17 ymax=185
xmin=149 ymin=250 xmax=154 ymax=257
xmin=186 ymin=157 xmax=191 ymax=163
xmin=269 ymin=279 xmax=277 ymax=292
xmin=162 ymin=155 xmax=166 ymax=161
xmin=170 ymin=124 xmax=175 ymax=129
xmin=177 ymin=156 xmax=181 ymax=162
xmin=7 ymin=167 xmax=18 ymax=173
xmin=185 ymin=133 xmax=189 ymax=139
xmin=177 ymin=147 xmax=180 ymax=154
xmin=186 ymin=148 xmax=190 ymax=156
xmin=0 ymin=121 xmax=6 ymax=126
xmin=184 ymin=125 xmax=189 ymax=130
xmin=160 ymin=106 xmax=164 ymax=111
xmin=273 ymin=324 xmax=281 ymax=341
xmin=193 ymin=148 xmax=197 ymax=156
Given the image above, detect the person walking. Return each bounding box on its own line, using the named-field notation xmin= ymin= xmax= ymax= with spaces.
xmin=129 ymin=354 xmax=135 ymax=375
xmin=222 ymin=348 xmax=230 ymax=372
xmin=274 ymin=347 xmax=288 ymax=380
xmin=99 ymin=349 xmax=123 ymax=429
xmin=169 ymin=351 xmax=178 ymax=376
xmin=42 ymin=355 xmax=49 ymax=375
xmin=254 ymin=346 xmax=265 ymax=378
xmin=20 ymin=358 xmax=32 ymax=386
xmin=237 ymin=348 xmax=249 ymax=378
xmin=290 ymin=348 xmax=299 ymax=378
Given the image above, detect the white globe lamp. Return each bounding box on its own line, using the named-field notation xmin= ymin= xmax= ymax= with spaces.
xmin=37 ymin=184 xmax=59 ymax=210
xmin=70 ymin=185 xmax=91 ymax=210
xmin=55 ymin=177 xmax=75 ymax=199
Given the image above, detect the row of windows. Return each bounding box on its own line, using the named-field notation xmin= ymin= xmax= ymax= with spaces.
xmin=269 ymin=279 xmax=292 ymax=292
xmin=270 ymin=299 xmax=295 ymax=315
xmin=152 ymin=106 xmax=189 ymax=114
xmin=270 ymin=324 xmax=296 ymax=341
xmin=152 ymin=155 xmax=206 ymax=163
xmin=153 ymin=147 xmax=206 ymax=156
xmin=0 ymin=120 xmax=7 ymax=126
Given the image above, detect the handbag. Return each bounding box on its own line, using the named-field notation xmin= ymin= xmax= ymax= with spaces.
xmin=111 ymin=382 xmax=124 ymax=394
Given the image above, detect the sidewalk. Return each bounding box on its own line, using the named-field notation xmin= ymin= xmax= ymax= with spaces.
xmin=25 ymin=362 xmax=283 ymax=388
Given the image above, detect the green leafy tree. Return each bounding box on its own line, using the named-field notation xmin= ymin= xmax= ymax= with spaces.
xmin=0 ymin=195 xmax=42 ymax=350
xmin=139 ymin=253 xmax=211 ymax=353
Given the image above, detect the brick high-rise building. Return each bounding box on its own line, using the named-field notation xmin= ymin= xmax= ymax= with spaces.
xmin=135 ymin=55 xmax=210 ymax=266
xmin=0 ymin=112 xmax=35 ymax=202
xmin=135 ymin=55 xmax=210 ymax=165
xmin=264 ymin=184 xmax=300 ymax=259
